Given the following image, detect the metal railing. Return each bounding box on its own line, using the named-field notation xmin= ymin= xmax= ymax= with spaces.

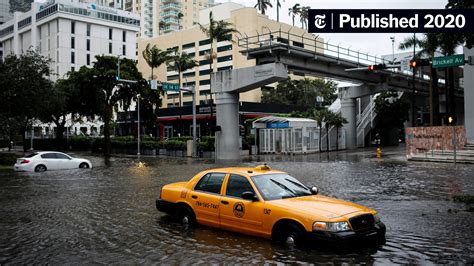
xmin=237 ymin=29 xmax=390 ymax=67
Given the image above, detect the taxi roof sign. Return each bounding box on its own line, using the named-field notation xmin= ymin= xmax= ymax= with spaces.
xmin=255 ymin=164 xmax=271 ymax=171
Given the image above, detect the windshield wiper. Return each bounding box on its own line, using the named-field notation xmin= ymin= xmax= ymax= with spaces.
xmin=284 ymin=178 xmax=310 ymax=191
xmin=270 ymin=178 xmax=296 ymax=197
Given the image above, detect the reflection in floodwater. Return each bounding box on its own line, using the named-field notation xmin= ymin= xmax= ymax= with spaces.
xmin=0 ymin=153 xmax=473 ymax=264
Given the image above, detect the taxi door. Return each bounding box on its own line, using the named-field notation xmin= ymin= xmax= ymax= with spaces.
xmin=219 ymin=174 xmax=265 ymax=236
xmin=188 ymin=172 xmax=225 ymax=228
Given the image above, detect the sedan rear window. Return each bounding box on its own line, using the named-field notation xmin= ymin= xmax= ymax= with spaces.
xmin=25 ymin=153 xmax=38 ymax=158
xmin=41 ymin=153 xmax=57 ymax=159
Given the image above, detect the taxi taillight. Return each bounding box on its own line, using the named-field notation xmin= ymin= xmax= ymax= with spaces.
xmin=159 ymin=187 xmax=163 ymax=199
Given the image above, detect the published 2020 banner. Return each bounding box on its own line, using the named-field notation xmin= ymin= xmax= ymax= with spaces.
xmin=308 ymin=9 xmax=474 ymax=33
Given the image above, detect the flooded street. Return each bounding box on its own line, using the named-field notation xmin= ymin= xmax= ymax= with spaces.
xmin=1 ymin=151 xmax=473 ymax=264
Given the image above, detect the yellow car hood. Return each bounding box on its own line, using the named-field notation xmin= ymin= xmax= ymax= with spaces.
xmin=268 ymin=195 xmax=374 ymax=220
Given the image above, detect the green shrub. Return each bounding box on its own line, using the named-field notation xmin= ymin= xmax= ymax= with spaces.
xmin=198 ymin=136 xmax=215 ymax=151
xmin=170 ymin=136 xmax=193 ymax=142
xmin=163 ymin=140 xmax=186 ymax=151
xmin=0 ymin=153 xmax=17 ymax=165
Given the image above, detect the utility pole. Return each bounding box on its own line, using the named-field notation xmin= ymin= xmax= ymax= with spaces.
xmin=412 ymin=33 xmax=416 ymax=127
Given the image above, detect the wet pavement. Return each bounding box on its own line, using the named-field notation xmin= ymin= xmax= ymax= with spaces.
xmin=0 ymin=149 xmax=473 ymax=264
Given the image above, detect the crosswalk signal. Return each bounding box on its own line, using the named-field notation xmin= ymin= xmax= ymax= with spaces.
xmin=409 ymin=59 xmax=430 ymax=69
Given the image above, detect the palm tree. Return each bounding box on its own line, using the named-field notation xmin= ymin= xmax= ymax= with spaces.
xmin=142 ymin=44 xmax=171 ymax=80
xmin=168 ymin=52 xmax=198 ymax=107
xmin=332 ymin=113 xmax=348 ymax=151
xmin=288 ymin=4 xmax=300 ymax=26
xmin=199 ymin=12 xmax=239 ymax=121
xmin=313 ymin=108 xmax=329 ymax=152
xmin=274 ymin=0 xmax=284 ymax=22
xmin=399 ymin=33 xmax=440 ymax=126
xmin=324 ymin=111 xmax=336 ymax=152
xmin=255 ymin=0 xmax=273 ymax=15
xmin=177 ymin=12 xmax=184 ymax=30
xmin=299 ymin=6 xmax=309 ymax=29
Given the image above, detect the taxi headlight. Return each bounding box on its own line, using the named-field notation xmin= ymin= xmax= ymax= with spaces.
xmin=374 ymin=214 xmax=381 ymax=223
xmin=312 ymin=221 xmax=351 ymax=232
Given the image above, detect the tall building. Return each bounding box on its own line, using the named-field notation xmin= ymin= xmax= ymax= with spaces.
xmin=0 ymin=0 xmax=13 ymax=25
xmin=137 ymin=2 xmax=323 ymax=138
xmin=0 ymin=0 xmax=140 ymax=77
xmin=142 ymin=0 xmax=214 ymax=38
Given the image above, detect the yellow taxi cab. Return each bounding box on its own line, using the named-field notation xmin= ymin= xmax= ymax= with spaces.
xmin=156 ymin=165 xmax=386 ymax=247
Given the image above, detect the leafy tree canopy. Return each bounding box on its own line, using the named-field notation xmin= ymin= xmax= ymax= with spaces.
xmin=261 ymin=78 xmax=337 ymax=107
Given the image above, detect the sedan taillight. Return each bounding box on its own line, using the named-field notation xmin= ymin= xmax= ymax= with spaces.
xmin=21 ymin=159 xmax=30 ymax=164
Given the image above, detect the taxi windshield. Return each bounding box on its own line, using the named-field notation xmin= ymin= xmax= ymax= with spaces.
xmin=251 ymin=174 xmax=312 ymax=201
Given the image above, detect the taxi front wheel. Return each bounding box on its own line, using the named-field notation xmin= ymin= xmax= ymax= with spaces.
xmin=280 ymin=224 xmax=304 ymax=248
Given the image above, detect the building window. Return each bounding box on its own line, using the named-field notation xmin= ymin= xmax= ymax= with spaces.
xmin=86 ymin=39 xmax=90 ymax=51
xmin=200 ymin=79 xmax=210 ymax=85
xmin=71 ymin=37 xmax=75 ymax=49
xmin=122 ymin=30 xmax=126 ymax=42
xmin=199 ymin=69 xmax=212 ymax=76
xmin=122 ymin=44 xmax=126 ymax=56
xmin=199 ymin=39 xmax=212 ymax=46
xmin=217 ymin=55 xmax=232 ymax=63
xmin=71 ymin=21 xmax=75 ymax=34
xmin=71 ymin=51 xmax=75 ymax=64
xmin=109 ymin=28 xmax=113 ymax=40
xmin=218 ymin=66 xmax=232 ymax=72
xmin=183 ymin=72 xmax=195 ymax=78
xmin=109 ymin=43 xmax=112 ymax=54
xmin=86 ymin=54 xmax=90 ymax=65
xmin=217 ymin=44 xmax=232 ymax=52
xmin=86 ymin=24 xmax=91 ymax=36
xmin=199 ymin=49 xmax=210 ymax=56
xmin=182 ymin=42 xmax=195 ymax=49
xmin=199 ymin=59 xmax=211 ymax=66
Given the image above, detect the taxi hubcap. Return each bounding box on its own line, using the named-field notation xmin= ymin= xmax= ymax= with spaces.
xmin=285 ymin=236 xmax=295 ymax=247
xmin=182 ymin=215 xmax=189 ymax=225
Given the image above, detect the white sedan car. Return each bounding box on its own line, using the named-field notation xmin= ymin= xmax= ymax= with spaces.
xmin=14 ymin=151 xmax=92 ymax=172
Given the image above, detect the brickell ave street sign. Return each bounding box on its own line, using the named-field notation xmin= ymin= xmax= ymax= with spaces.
xmin=162 ymin=82 xmax=180 ymax=92
xmin=432 ymin=54 xmax=465 ymax=69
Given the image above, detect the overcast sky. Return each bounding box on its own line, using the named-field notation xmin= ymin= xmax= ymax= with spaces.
xmin=226 ymin=0 xmax=449 ymax=56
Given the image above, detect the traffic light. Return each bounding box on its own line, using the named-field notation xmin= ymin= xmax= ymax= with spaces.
xmin=409 ymin=59 xmax=430 ymax=69
xmin=448 ymin=115 xmax=457 ymax=125
xmin=368 ymin=64 xmax=386 ymax=71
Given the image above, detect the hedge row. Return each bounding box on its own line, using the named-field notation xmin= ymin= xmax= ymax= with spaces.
xmin=0 ymin=153 xmax=17 ymax=165
xmin=19 ymin=136 xmax=214 ymax=152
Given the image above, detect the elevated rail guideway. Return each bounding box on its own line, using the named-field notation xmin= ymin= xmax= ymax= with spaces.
xmin=236 ymin=29 xmax=461 ymax=149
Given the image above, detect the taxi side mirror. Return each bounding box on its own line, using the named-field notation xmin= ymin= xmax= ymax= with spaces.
xmin=241 ymin=191 xmax=258 ymax=201
xmin=310 ymin=186 xmax=319 ymax=195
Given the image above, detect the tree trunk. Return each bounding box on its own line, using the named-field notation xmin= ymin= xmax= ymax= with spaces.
xmin=448 ymin=67 xmax=455 ymax=117
xmin=326 ymin=126 xmax=329 ymax=152
xmin=318 ymin=125 xmax=322 ymax=152
xmin=103 ymin=106 xmax=113 ymax=157
xmin=22 ymin=126 xmax=27 ymax=152
xmin=431 ymin=68 xmax=440 ymax=126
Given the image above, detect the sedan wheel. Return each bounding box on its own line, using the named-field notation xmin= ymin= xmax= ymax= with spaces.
xmin=79 ymin=163 xmax=89 ymax=169
xmin=35 ymin=165 xmax=47 ymax=172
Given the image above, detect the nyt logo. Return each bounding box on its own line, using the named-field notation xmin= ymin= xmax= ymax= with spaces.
xmin=314 ymin=14 xmax=327 ymax=29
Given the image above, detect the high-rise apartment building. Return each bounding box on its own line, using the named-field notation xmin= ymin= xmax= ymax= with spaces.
xmin=142 ymin=0 xmax=214 ymax=38
xmin=0 ymin=0 xmax=140 ymax=77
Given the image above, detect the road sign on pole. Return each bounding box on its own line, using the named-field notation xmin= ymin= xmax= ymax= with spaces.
xmin=149 ymin=80 xmax=157 ymax=90
xmin=162 ymin=83 xmax=180 ymax=92
xmin=432 ymin=54 xmax=465 ymax=69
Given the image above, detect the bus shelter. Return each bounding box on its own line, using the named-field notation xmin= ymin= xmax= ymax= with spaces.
xmin=252 ymin=116 xmax=320 ymax=154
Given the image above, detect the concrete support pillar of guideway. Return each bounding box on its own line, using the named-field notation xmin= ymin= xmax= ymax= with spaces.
xmin=464 ymin=47 xmax=474 ymax=144
xmin=215 ymin=92 xmax=240 ymax=160
xmin=211 ymin=63 xmax=288 ymax=160
xmin=340 ymin=95 xmax=357 ymax=150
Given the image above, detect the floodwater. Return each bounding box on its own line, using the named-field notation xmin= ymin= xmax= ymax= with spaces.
xmin=0 ymin=150 xmax=473 ymax=264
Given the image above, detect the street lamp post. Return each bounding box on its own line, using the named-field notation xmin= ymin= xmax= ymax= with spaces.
xmin=137 ymin=94 xmax=140 ymax=156
xmin=390 ymin=36 xmax=395 ymax=64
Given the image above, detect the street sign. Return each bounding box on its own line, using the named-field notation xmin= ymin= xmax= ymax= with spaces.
xmin=432 ymin=54 xmax=465 ymax=69
xmin=149 ymin=80 xmax=157 ymax=90
xmin=162 ymin=82 xmax=180 ymax=92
